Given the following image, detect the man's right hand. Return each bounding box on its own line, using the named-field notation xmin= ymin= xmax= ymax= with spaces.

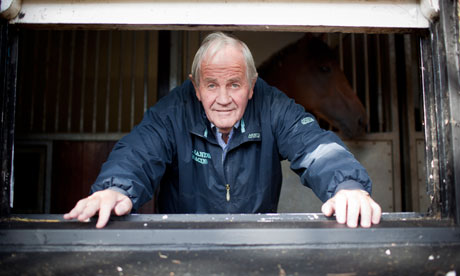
xmin=63 ymin=189 xmax=133 ymax=228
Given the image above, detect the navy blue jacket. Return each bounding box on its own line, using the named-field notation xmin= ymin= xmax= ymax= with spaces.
xmin=92 ymin=78 xmax=371 ymax=213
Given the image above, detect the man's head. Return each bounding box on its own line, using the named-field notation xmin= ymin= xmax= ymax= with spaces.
xmin=190 ymin=32 xmax=258 ymax=135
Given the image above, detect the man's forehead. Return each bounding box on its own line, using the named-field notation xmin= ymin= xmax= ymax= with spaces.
xmin=202 ymin=76 xmax=243 ymax=83
xmin=200 ymin=65 xmax=245 ymax=78
xmin=200 ymin=63 xmax=247 ymax=82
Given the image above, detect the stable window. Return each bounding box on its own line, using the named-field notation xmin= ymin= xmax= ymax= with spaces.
xmin=3 ymin=0 xmax=456 ymax=218
xmin=10 ymin=30 xmax=428 ymax=215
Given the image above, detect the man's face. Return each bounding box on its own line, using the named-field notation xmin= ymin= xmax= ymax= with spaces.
xmin=192 ymin=45 xmax=255 ymax=135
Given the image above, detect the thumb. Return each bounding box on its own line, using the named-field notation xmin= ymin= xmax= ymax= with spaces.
xmin=321 ymin=199 xmax=335 ymax=217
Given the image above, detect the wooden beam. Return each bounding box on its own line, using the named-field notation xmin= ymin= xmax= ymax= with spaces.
xmin=11 ymin=0 xmax=430 ymax=32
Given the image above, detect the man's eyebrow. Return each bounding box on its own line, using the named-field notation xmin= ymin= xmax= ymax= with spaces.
xmin=203 ymin=78 xmax=217 ymax=83
xmin=228 ymin=77 xmax=242 ymax=82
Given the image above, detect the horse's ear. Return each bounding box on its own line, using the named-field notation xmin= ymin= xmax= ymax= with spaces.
xmin=301 ymin=33 xmax=327 ymax=43
xmin=317 ymin=33 xmax=328 ymax=42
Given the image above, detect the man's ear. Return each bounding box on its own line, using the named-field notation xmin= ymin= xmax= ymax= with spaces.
xmin=189 ymin=74 xmax=201 ymax=101
xmin=248 ymin=74 xmax=258 ymax=100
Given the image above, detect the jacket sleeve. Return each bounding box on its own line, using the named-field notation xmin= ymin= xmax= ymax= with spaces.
xmin=270 ymin=86 xmax=372 ymax=202
xmin=90 ymin=106 xmax=175 ymax=211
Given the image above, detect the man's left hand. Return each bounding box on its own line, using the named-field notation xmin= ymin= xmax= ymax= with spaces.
xmin=321 ymin=189 xmax=382 ymax=228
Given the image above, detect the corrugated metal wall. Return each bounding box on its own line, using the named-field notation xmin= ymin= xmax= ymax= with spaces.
xmin=16 ymin=30 xmax=159 ymax=136
xmin=13 ymin=29 xmax=160 ymax=213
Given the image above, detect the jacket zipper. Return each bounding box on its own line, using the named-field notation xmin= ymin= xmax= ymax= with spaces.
xmin=226 ymin=184 xmax=230 ymax=202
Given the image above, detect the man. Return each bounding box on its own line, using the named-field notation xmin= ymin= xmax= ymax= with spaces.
xmin=64 ymin=32 xmax=381 ymax=229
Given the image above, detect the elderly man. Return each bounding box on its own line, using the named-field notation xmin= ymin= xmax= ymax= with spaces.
xmin=64 ymin=32 xmax=381 ymax=228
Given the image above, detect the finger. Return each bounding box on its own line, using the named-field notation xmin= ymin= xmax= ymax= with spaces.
xmin=321 ymin=199 xmax=335 ymax=217
xmin=335 ymin=193 xmax=347 ymax=224
xmin=64 ymin=198 xmax=90 ymax=219
xmin=63 ymin=211 xmax=75 ymax=220
xmin=77 ymin=198 xmax=100 ymax=222
xmin=359 ymin=196 xmax=372 ymax=228
xmin=370 ymin=200 xmax=382 ymax=224
xmin=113 ymin=197 xmax=133 ymax=216
xmin=346 ymin=194 xmax=360 ymax=228
xmin=96 ymin=199 xmax=117 ymax=229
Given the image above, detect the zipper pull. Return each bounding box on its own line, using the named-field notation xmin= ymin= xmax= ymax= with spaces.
xmin=226 ymin=184 xmax=230 ymax=202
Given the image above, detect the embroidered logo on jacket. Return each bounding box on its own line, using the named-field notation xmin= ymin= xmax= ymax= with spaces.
xmin=301 ymin=117 xmax=314 ymax=125
xmin=192 ymin=149 xmax=211 ymax=164
xmin=248 ymin=133 xmax=260 ymax=139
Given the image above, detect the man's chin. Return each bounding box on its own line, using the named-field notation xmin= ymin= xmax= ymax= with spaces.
xmin=213 ymin=122 xmax=235 ymax=134
xmin=215 ymin=126 xmax=233 ymax=134
xmin=210 ymin=116 xmax=240 ymax=133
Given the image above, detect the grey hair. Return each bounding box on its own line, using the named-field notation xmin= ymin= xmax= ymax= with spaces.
xmin=190 ymin=32 xmax=258 ymax=87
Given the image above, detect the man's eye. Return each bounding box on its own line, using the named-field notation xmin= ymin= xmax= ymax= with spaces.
xmin=231 ymin=83 xmax=240 ymax=88
xmin=208 ymin=84 xmax=216 ymax=89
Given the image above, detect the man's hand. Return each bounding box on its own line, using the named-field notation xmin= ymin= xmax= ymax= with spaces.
xmin=63 ymin=189 xmax=133 ymax=228
xmin=321 ymin=189 xmax=381 ymax=228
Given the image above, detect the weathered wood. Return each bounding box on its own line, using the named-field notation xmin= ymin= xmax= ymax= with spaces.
xmin=11 ymin=0 xmax=430 ymax=32
xmin=50 ymin=141 xmax=116 ymax=213
xmin=0 ymin=214 xmax=459 ymax=275
xmin=421 ymin=0 xmax=460 ymax=222
xmin=0 ymin=22 xmax=18 ymax=216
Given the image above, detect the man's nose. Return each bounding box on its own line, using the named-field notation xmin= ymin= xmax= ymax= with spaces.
xmin=216 ymin=88 xmax=232 ymax=105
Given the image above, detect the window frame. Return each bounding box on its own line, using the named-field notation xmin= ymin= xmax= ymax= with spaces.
xmin=0 ymin=0 xmax=458 ymax=223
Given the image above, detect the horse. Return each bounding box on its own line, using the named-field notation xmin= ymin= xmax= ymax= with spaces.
xmin=257 ymin=35 xmax=367 ymax=139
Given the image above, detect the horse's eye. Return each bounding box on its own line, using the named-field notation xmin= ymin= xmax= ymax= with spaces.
xmin=319 ymin=66 xmax=331 ymax=73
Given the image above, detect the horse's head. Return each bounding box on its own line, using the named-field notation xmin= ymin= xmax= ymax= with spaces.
xmin=258 ymin=34 xmax=367 ymax=139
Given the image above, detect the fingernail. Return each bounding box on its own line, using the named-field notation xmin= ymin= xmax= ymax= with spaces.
xmin=348 ymin=222 xmax=357 ymax=228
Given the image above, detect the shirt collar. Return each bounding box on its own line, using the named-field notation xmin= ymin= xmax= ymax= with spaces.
xmin=210 ymin=120 xmax=241 ymax=133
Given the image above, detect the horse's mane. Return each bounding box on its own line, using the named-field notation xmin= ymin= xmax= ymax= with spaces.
xmin=257 ymin=38 xmax=302 ymax=77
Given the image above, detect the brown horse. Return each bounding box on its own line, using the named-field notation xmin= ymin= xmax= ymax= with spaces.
xmin=258 ymin=35 xmax=367 ymax=139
